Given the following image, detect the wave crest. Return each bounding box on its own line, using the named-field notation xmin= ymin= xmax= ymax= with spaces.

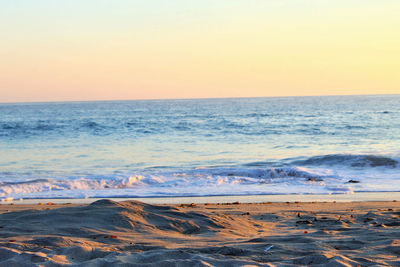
xmin=291 ymin=154 xmax=398 ymax=168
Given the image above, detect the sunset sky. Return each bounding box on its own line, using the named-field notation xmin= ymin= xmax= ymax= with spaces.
xmin=1 ymin=0 xmax=399 ymax=102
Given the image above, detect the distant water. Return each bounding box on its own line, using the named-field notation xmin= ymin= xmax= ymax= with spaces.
xmin=1 ymin=95 xmax=400 ymax=199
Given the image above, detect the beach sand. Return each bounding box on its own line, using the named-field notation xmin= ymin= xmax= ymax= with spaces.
xmin=0 ymin=200 xmax=399 ymax=266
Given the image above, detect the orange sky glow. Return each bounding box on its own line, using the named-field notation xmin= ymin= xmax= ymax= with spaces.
xmin=0 ymin=1 xmax=399 ymax=102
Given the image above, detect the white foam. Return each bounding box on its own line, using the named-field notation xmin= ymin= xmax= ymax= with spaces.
xmin=1 ymin=164 xmax=400 ymax=200
xmin=0 ymin=166 xmax=382 ymax=199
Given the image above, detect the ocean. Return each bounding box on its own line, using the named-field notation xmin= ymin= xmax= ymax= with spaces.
xmin=0 ymin=95 xmax=399 ymax=199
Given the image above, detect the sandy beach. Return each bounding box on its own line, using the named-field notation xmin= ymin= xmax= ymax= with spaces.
xmin=0 ymin=200 xmax=399 ymax=266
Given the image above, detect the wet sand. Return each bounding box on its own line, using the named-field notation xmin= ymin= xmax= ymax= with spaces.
xmin=1 ymin=200 xmax=399 ymax=266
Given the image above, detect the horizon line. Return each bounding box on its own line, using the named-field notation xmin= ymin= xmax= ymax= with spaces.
xmin=1 ymin=93 xmax=399 ymax=105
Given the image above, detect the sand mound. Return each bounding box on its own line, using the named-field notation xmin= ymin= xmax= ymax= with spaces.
xmin=1 ymin=199 xmax=257 ymax=238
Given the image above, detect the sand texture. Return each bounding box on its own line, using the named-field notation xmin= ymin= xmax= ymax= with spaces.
xmin=0 ymin=200 xmax=400 ymax=266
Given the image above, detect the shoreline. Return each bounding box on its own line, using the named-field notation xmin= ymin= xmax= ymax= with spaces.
xmin=2 ymin=191 xmax=400 ymax=205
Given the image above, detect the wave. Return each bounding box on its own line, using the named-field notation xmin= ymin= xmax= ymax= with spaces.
xmin=0 ymin=120 xmax=118 ymax=138
xmin=0 ymin=175 xmax=163 ymax=197
xmin=290 ymin=154 xmax=398 ymax=168
xmin=195 ymin=167 xmax=325 ymax=180
xmin=0 ymin=121 xmax=64 ymax=137
xmin=0 ymin=167 xmax=341 ymax=199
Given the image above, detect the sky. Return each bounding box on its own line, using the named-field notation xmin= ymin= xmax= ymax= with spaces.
xmin=0 ymin=0 xmax=399 ymax=102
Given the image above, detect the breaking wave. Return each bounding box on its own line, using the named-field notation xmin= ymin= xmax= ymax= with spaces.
xmin=0 ymin=167 xmax=342 ymax=199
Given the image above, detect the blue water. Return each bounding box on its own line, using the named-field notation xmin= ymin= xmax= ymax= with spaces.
xmin=1 ymin=95 xmax=400 ymax=199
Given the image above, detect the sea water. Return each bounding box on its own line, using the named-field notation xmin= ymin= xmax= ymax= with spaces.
xmin=0 ymin=95 xmax=399 ymax=199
